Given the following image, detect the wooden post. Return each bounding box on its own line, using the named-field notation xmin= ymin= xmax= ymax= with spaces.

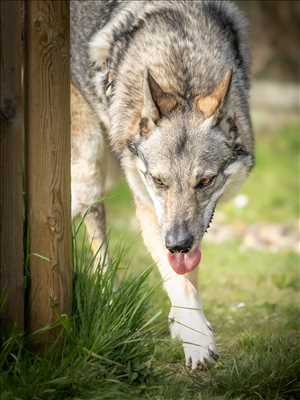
xmin=25 ymin=0 xmax=72 ymax=339
xmin=0 ymin=0 xmax=24 ymax=331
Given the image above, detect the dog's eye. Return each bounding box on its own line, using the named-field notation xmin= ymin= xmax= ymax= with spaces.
xmin=195 ymin=176 xmax=216 ymax=189
xmin=152 ymin=176 xmax=168 ymax=189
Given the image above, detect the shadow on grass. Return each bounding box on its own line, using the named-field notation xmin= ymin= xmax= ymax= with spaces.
xmin=192 ymin=334 xmax=300 ymax=400
xmin=150 ymin=331 xmax=300 ymax=400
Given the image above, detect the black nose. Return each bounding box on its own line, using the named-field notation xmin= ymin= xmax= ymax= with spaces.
xmin=165 ymin=228 xmax=194 ymax=253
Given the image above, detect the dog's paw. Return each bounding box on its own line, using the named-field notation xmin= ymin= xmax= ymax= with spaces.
xmin=169 ymin=308 xmax=218 ymax=370
xmin=183 ymin=341 xmax=218 ymax=370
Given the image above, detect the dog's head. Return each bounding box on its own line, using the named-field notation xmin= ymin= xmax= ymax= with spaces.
xmin=127 ymin=70 xmax=253 ymax=274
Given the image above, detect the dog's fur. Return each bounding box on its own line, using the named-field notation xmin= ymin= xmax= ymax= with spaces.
xmin=71 ymin=0 xmax=254 ymax=369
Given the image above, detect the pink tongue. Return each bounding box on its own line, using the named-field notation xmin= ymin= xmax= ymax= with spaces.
xmin=167 ymin=247 xmax=202 ymax=275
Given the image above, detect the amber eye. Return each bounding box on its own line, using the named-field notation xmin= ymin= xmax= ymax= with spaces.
xmin=195 ymin=176 xmax=216 ymax=189
xmin=152 ymin=176 xmax=168 ymax=189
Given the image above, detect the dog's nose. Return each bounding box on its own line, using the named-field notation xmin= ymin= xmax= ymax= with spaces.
xmin=165 ymin=229 xmax=194 ymax=253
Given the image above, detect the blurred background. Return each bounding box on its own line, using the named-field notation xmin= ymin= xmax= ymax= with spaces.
xmin=237 ymin=0 xmax=300 ymax=82
xmin=237 ymin=0 xmax=299 ymax=130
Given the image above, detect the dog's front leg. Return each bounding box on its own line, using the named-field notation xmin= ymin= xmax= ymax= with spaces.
xmin=83 ymin=202 xmax=108 ymax=270
xmin=136 ymin=202 xmax=217 ymax=369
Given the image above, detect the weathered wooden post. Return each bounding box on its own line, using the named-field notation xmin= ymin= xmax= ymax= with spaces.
xmin=0 ymin=0 xmax=24 ymax=331
xmin=25 ymin=0 xmax=72 ymax=339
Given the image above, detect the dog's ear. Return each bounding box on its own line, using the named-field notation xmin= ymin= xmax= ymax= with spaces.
xmin=141 ymin=70 xmax=177 ymax=134
xmin=195 ymin=70 xmax=232 ymax=119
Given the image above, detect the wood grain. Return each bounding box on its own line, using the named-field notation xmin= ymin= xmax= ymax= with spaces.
xmin=0 ymin=0 xmax=24 ymax=331
xmin=25 ymin=0 xmax=72 ymax=339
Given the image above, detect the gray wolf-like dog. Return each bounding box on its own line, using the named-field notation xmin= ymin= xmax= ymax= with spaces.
xmin=71 ymin=0 xmax=254 ymax=369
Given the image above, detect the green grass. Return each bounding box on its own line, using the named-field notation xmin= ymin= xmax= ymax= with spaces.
xmin=221 ymin=124 xmax=300 ymax=224
xmin=0 ymin=226 xmax=161 ymax=400
xmin=1 ymin=123 xmax=299 ymax=399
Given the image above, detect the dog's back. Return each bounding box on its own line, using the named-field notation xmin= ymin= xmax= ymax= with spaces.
xmin=71 ymin=1 xmax=251 ymax=142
